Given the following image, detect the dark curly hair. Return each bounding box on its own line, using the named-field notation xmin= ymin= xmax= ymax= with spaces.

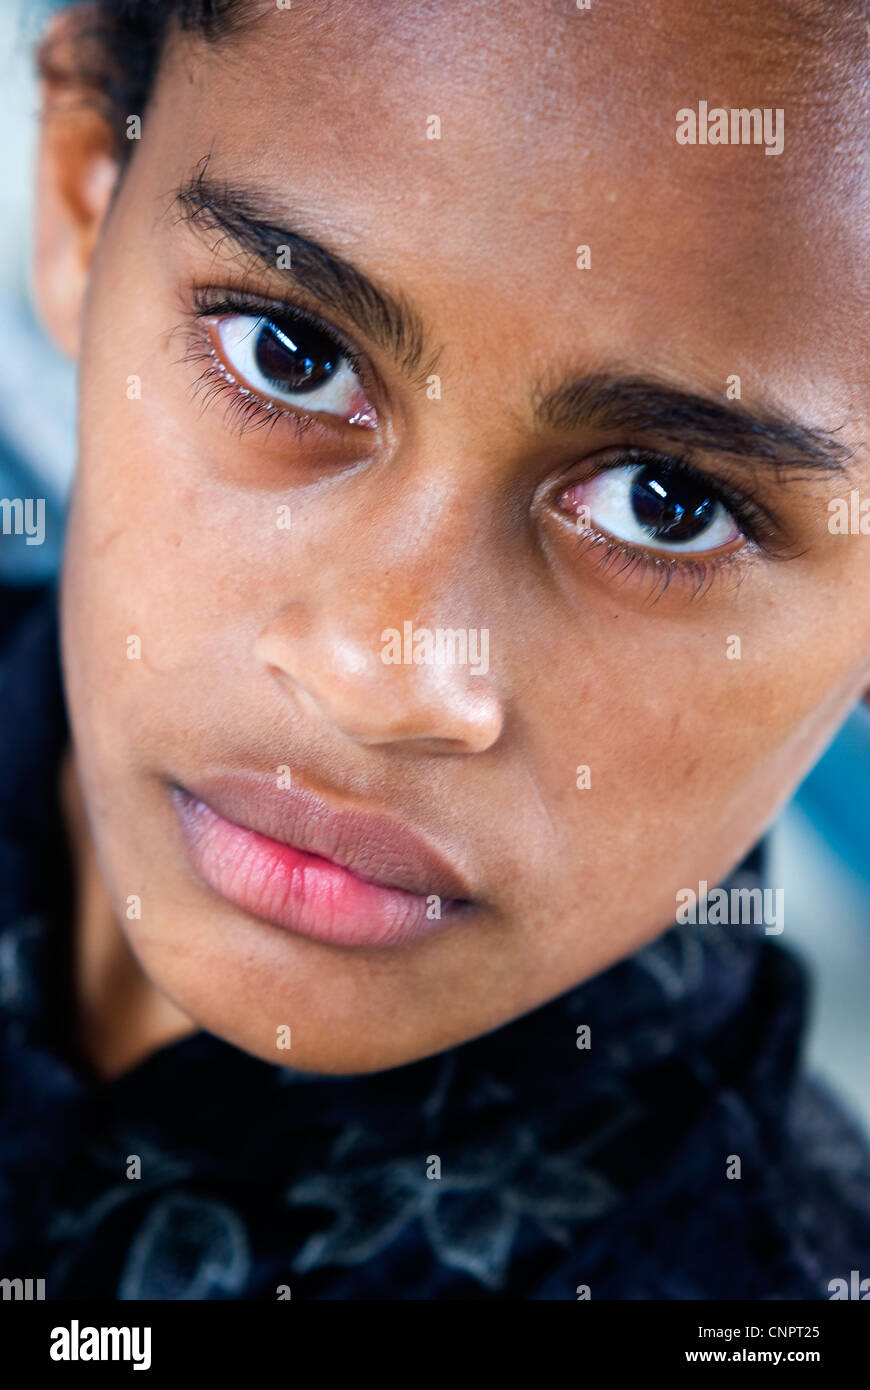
xmin=38 ymin=1 xmax=251 ymax=155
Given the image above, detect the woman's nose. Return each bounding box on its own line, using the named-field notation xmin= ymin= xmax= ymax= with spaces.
xmin=254 ymin=600 xmax=504 ymax=754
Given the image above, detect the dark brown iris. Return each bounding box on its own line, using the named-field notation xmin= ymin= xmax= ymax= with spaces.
xmin=630 ymin=463 xmax=716 ymax=542
xmin=254 ymin=318 xmax=339 ymax=393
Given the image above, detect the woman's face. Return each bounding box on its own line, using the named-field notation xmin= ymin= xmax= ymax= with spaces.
xmin=45 ymin=0 xmax=870 ymax=1071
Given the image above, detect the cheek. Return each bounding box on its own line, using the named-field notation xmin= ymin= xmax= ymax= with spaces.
xmin=507 ymin=616 xmax=867 ymax=962
xmin=67 ymin=345 xmax=250 ymax=696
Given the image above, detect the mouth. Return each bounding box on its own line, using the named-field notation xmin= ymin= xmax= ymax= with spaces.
xmin=169 ymin=772 xmax=476 ymax=949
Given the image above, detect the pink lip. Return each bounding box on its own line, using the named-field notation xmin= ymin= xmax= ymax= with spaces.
xmin=170 ymin=774 xmax=474 ymax=949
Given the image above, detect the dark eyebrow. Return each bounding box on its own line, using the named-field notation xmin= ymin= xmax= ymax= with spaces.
xmin=535 ymin=372 xmax=854 ymax=478
xmin=171 ymin=160 xmax=437 ymax=382
xmin=170 ymin=163 xmax=856 ymax=477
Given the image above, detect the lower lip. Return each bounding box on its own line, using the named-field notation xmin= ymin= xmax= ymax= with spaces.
xmin=172 ymin=788 xmax=455 ymax=949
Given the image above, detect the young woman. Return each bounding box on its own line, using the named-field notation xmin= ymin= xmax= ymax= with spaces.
xmin=1 ymin=0 xmax=868 ymax=1298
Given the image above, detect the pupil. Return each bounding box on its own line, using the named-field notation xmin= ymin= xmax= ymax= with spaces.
xmin=254 ymin=318 xmax=339 ymax=392
xmin=630 ymin=463 xmax=716 ymax=542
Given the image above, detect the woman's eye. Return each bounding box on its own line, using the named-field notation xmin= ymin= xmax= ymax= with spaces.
xmin=211 ymin=313 xmax=377 ymax=428
xmin=560 ymin=459 xmax=742 ymax=554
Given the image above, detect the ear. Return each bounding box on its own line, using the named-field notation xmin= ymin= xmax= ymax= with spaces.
xmin=32 ymin=6 xmax=121 ymax=358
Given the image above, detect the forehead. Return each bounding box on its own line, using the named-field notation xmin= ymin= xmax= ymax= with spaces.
xmin=153 ymin=0 xmax=868 ymax=406
xmin=202 ymin=0 xmax=865 ymax=187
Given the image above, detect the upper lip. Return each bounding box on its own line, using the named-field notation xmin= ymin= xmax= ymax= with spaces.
xmin=172 ymin=769 xmax=476 ymax=903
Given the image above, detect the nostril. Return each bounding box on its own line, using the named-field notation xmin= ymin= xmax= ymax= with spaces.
xmin=255 ymin=618 xmax=503 ymax=751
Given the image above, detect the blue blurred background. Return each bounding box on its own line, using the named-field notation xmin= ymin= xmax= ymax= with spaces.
xmin=2 ymin=0 xmax=869 ymax=1126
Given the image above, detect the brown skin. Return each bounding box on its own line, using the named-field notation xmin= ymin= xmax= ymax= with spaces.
xmin=33 ymin=0 xmax=870 ymax=1078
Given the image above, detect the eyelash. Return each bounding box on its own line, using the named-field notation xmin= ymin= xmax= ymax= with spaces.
xmin=578 ymin=527 xmax=740 ymax=600
xmin=559 ymin=450 xmax=785 ymax=601
xmin=183 ymin=286 xmax=373 ymax=440
xmin=179 ymin=291 xmax=784 ymax=602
